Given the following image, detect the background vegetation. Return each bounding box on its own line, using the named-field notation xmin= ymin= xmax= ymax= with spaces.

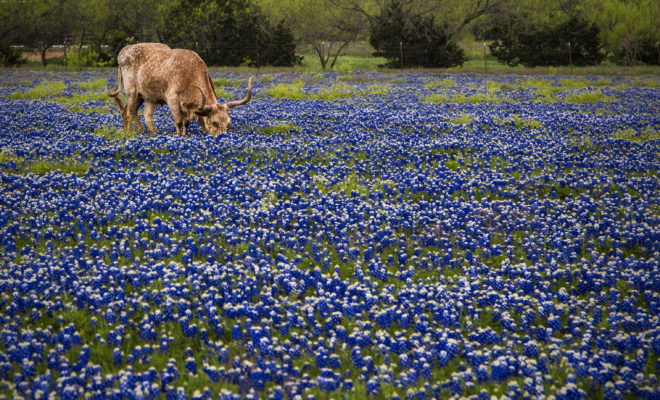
xmin=0 ymin=0 xmax=658 ymax=68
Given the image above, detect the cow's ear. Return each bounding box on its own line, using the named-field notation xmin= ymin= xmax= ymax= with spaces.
xmin=195 ymin=106 xmax=213 ymax=117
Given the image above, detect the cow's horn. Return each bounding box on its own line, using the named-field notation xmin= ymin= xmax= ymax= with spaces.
xmin=227 ymin=77 xmax=252 ymax=108
xmin=194 ymin=85 xmax=207 ymax=111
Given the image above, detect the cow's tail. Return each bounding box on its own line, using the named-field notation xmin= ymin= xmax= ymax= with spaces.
xmin=107 ymin=67 xmax=124 ymax=110
xmin=107 ymin=67 xmax=122 ymax=97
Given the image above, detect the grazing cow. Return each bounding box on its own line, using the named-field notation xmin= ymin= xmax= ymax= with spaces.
xmin=107 ymin=43 xmax=252 ymax=136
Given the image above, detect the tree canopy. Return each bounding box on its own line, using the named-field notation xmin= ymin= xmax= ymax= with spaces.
xmin=1 ymin=0 xmax=658 ymax=67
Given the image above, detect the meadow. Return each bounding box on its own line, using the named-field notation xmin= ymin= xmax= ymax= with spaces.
xmin=0 ymin=69 xmax=658 ymax=399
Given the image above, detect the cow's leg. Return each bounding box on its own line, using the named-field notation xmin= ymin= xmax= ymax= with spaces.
xmin=183 ymin=120 xmax=190 ymax=136
xmin=132 ymin=97 xmax=145 ymax=131
xmin=144 ymin=102 xmax=157 ymax=134
xmin=124 ymin=92 xmax=140 ymax=132
xmin=167 ymin=98 xmax=185 ymax=136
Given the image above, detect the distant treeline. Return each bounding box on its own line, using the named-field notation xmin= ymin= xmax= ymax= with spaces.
xmin=1 ymin=0 xmax=658 ymax=68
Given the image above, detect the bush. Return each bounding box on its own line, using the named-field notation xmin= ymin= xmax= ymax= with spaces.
xmin=368 ymin=0 xmax=465 ymax=68
xmin=487 ymin=16 xmax=604 ymax=67
xmin=262 ymin=20 xmax=302 ymax=67
xmin=65 ymin=48 xmax=113 ymax=68
xmin=0 ymin=43 xmax=25 ymax=66
xmin=622 ymin=37 xmax=660 ymax=66
xmin=162 ymin=0 xmax=300 ymax=67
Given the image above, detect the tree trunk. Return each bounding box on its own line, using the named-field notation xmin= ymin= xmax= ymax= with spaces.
xmin=79 ymin=27 xmax=85 ymax=50
xmin=40 ymin=46 xmax=49 ymax=66
xmin=314 ymin=42 xmax=328 ymax=69
xmin=329 ymin=40 xmax=351 ymax=69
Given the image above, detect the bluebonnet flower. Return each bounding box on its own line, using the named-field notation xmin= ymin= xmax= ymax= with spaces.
xmin=1 ymin=70 xmax=658 ymax=398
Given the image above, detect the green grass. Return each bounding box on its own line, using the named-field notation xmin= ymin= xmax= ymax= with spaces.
xmin=78 ymin=78 xmax=108 ymax=90
xmin=65 ymin=104 xmax=111 ymax=114
xmin=612 ymin=126 xmax=660 ymax=142
xmin=260 ymin=123 xmax=300 ymax=135
xmin=56 ymin=91 xmax=109 ymax=103
xmin=310 ymin=84 xmax=355 ymax=101
xmin=559 ymin=78 xmax=591 ymax=88
xmin=1 ymin=149 xmax=89 ymax=175
xmin=518 ymin=77 xmax=553 ymax=89
xmin=565 ymin=90 xmax=616 ymax=103
xmin=10 ymin=81 xmax=66 ymax=100
xmin=498 ymin=115 xmax=543 ymax=130
xmin=422 ymin=91 xmax=505 ymax=104
xmin=0 ymin=149 xmax=23 ymax=165
xmin=266 ymin=80 xmax=306 ymax=100
xmin=300 ymin=54 xmax=387 ymax=71
xmin=27 ymin=159 xmax=90 ymax=175
xmin=423 ymin=79 xmax=456 ymax=89
xmin=213 ymin=76 xmax=239 ymax=87
xmin=92 ymin=125 xmax=140 ymax=141
xmin=449 ymin=114 xmax=472 ymax=125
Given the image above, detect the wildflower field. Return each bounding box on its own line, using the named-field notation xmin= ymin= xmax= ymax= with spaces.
xmin=0 ymin=70 xmax=658 ymax=399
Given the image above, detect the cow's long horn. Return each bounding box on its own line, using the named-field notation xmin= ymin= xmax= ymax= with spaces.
xmin=194 ymin=85 xmax=206 ymax=111
xmin=226 ymin=77 xmax=252 ymax=108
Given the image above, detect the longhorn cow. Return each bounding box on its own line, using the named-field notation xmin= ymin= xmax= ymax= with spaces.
xmin=107 ymin=43 xmax=252 ymax=136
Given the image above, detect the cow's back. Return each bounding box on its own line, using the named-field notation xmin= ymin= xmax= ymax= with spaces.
xmin=117 ymin=43 xmax=170 ymax=67
xmin=157 ymin=49 xmax=209 ymax=90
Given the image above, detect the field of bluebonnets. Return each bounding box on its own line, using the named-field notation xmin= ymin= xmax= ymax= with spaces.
xmin=0 ymin=68 xmax=658 ymax=400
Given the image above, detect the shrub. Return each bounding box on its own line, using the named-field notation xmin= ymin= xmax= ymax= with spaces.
xmin=162 ymin=0 xmax=300 ymax=67
xmin=0 ymin=42 xmax=24 ymax=66
xmin=369 ymin=0 xmax=465 ymax=68
xmin=66 ymin=47 xmax=112 ymax=68
xmin=262 ymin=20 xmax=302 ymax=67
xmin=487 ymin=16 xmax=604 ymax=67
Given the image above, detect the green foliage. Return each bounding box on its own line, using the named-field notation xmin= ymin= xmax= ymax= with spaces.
xmin=161 ymin=0 xmax=300 ymax=67
xmin=262 ymin=20 xmax=303 ymax=67
xmin=0 ymin=42 xmax=25 ymax=66
xmin=487 ymin=16 xmax=604 ymax=67
xmin=369 ymin=0 xmax=465 ymax=68
xmin=65 ymin=47 xmax=111 ymax=68
xmin=591 ymin=0 xmax=659 ymax=66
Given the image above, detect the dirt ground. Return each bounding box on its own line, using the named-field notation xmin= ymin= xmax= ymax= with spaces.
xmin=21 ymin=49 xmax=66 ymax=61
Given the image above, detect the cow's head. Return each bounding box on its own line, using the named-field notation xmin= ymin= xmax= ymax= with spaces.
xmin=195 ymin=77 xmax=252 ymax=136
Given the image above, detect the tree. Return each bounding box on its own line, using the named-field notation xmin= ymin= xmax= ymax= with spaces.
xmin=258 ymin=0 xmax=366 ymax=69
xmin=162 ymin=0 xmax=299 ymax=67
xmin=368 ymin=0 xmax=465 ymax=68
xmin=263 ymin=20 xmax=303 ymax=67
xmin=0 ymin=43 xmax=24 ymax=67
xmin=6 ymin=0 xmax=75 ymax=66
xmin=487 ymin=15 xmax=603 ymax=67
xmin=588 ymin=0 xmax=660 ymax=65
